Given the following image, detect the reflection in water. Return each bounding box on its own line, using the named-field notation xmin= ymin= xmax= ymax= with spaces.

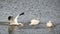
xmin=8 ymin=25 xmax=19 ymax=34
xmin=7 ymin=23 xmax=60 ymax=34
xmin=29 ymin=25 xmax=40 ymax=29
xmin=47 ymin=27 xmax=55 ymax=34
xmin=47 ymin=27 xmax=54 ymax=31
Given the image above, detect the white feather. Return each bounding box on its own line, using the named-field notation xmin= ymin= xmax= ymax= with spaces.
xmin=29 ymin=19 xmax=40 ymax=26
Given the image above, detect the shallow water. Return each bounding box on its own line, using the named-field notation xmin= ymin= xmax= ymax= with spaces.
xmin=0 ymin=22 xmax=60 ymax=34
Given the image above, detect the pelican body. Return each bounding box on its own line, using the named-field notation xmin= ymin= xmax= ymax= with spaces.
xmin=29 ymin=19 xmax=40 ymax=26
xmin=8 ymin=12 xmax=24 ymax=27
xmin=46 ymin=21 xmax=54 ymax=28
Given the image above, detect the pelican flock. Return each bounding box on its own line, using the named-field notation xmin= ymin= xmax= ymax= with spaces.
xmin=8 ymin=12 xmax=55 ymax=28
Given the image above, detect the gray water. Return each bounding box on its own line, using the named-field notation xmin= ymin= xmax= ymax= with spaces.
xmin=0 ymin=0 xmax=60 ymax=34
xmin=0 ymin=22 xmax=60 ymax=34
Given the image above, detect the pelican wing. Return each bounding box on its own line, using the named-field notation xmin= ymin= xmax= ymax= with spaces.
xmin=14 ymin=12 xmax=24 ymax=23
xmin=14 ymin=14 xmax=19 ymax=23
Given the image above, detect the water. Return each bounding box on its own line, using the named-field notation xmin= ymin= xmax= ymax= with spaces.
xmin=0 ymin=22 xmax=60 ymax=34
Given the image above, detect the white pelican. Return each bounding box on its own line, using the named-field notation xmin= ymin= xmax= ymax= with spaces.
xmin=8 ymin=12 xmax=24 ymax=27
xmin=29 ymin=18 xmax=40 ymax=26
xmin=46 ymin=20 xmax=54 ymax=28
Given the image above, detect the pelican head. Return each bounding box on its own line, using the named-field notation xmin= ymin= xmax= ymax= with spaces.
xmin=49 ymin=21 xmax=51 ymax=23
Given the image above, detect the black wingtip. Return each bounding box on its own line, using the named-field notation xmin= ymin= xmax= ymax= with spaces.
xmin=19 ymin=12 xmax=24 ymax=16
xmin=8 ymin=16 xmax=13 ymax=20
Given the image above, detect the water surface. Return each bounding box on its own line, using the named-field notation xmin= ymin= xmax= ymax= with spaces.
xmin=0 ymin=22 xmax=60 ymax=34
